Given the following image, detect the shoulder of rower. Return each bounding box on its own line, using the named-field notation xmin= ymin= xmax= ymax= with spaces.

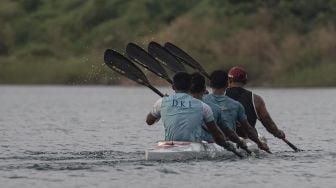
xmin=200 ymin=101 xmax=214 ymax=112
xmin=253 ymin=93 xmax=265 ymax=108
xmin=154 ymin=97 xmax=163 ymax=106
xmin=253 ymin=93 xmax=269 ymax=119
xmin=200 ymin=100 xmax=211 ymax=109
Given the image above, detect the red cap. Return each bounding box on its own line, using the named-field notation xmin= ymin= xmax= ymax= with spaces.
xmin=228 ymin=66 xmax=247 ymax=82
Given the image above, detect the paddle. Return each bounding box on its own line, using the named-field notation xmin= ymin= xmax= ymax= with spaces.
xmin=126 ymin=43 xmax=173 ymax=84
xmin=282 ymin=138 xmax=302 ymax=152
xmin=104 ymin=49 xmax=164 ymax=97
xmin=164 ymin=42 xmax=210 ymax=79
xmin=148 ymin=41 xmax=187 ymax=73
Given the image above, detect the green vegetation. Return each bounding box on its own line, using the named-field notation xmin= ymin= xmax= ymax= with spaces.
xmin=0 ymin=0 xmax=336 ymax=86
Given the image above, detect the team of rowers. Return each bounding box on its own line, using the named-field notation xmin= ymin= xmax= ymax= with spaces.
xmin=146 ymin=66 xmax=286 ymax=153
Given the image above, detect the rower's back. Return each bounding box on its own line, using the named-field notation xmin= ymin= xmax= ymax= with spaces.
xmin=150 ymin=72 xmax=214 ymax=143
xmin=160 ymin=93 xmax=212 ymax=142
xmin=203 ymin=94 xmax=246 ymax=132
xmin=225 ymin=87 xmax=257 ymax=127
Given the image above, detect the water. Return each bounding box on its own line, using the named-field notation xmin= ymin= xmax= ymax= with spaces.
xmin=1 ymin=86 xmax=335 ymax=188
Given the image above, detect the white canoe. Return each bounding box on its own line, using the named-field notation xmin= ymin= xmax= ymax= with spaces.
xmin=145 ymin=135 xmax=267 ymax=161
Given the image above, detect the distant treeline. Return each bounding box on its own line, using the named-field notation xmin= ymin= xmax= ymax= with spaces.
xmin=1 ymin=0 xmax=336 ymax=86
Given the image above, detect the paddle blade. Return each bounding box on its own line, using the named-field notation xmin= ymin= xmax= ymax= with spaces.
xmin=126 ymin=43 xmax=172 ymax=84
xmin=148 ymin=41 xmax=186 ymax=73
xmin=104 ymin=49 xmax=149 ymax=85
xmin=164 ymin=42 xmax=210 ymax=79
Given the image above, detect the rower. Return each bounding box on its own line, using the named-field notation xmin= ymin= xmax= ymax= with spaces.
xmin=226 ymin=66 xmax=286 ymax=139
xmin=203 ymin=70 xmax=269 ymax=152
xmin=190 ymin=72 xmax=252 ymax=149
xmin=146 ymin=72 xmax=235 ymax=151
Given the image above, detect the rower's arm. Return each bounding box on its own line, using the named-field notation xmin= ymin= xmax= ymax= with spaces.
xmin=254 ymin=94 xmax=285 ymax=139
xmin=220 ymin=126 xmax=245 ymax=147
xmin=202 ymin=103 xmax=233 ymax=149
xmin=146 ymin=98 xmax=162 ymax=126
xmin=146 ymin=113 xmax=159 ymax=125
xmin=206 ymin=121 xmax=230 ymax=147
xmin=240 ymin=119 xmax=264 ymax=146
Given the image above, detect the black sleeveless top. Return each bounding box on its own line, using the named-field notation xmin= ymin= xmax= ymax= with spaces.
xmin=225 ymin=87 xmax=258 ymax=128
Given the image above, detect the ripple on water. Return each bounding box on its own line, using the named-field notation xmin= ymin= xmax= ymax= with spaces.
xmin=7 ymin=176 xmax=27 ymax=179
xmin=0 ymin=150 xmax=147 ymax=171
xmin=157 ymin=168 xmax=179 ymax=174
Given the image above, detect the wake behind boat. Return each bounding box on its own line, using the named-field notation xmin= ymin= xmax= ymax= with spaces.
xmin=145 ymin=135 xmax=267 ymax=161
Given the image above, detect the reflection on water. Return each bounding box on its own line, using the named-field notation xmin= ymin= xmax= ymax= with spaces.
xmin=0 ymin=86 xmax=336 ymax=188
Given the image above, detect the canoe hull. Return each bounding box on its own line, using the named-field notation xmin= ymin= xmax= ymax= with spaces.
xmin=145 ymin=135 xmax=266 ymax=161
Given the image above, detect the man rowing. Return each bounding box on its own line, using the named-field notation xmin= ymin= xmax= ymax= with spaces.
xmin=146 ymin=72 xmax=236 ymax=152
xmin=189 ymin=72 xmax=248 ymax=150
xmin=225 ymin=66 xmax=285 ymax=139
xmin=203 ymin=70 xmax=270 ymax=152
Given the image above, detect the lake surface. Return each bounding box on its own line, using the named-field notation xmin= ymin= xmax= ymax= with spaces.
xmin=1 ymin=86 xmax=335 ymax=188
